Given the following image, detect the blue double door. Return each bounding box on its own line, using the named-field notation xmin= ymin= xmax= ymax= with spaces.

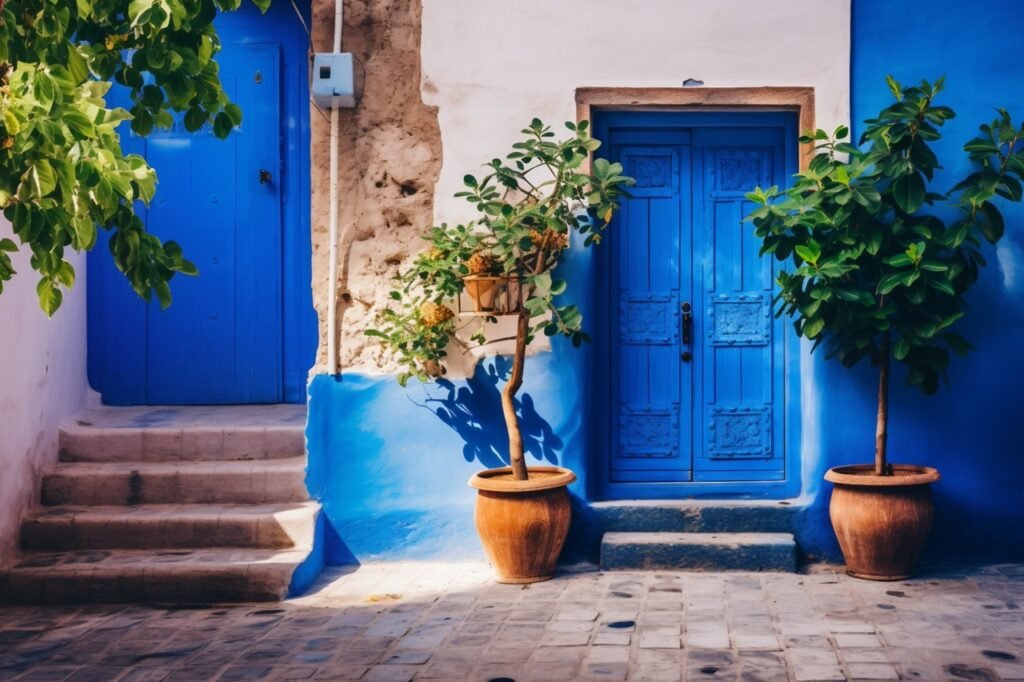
xmin=596 ymin=112 xmax=797 ymax=496
xmin=88 ymin=3 xmax=314 ymax=405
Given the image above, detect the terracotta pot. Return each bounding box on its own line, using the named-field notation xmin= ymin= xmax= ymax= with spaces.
xmin=462 ymin=276 xmax=501 ymax=312
xmin=825 ymin=464 xmax=940 ymax=581
xmin=468 ymin=466 xmax=576 ymax=584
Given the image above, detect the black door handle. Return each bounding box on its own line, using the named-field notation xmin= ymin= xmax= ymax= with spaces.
xmin=681 ymin=302 xmax=692 ymax=346
xmin=681 ymin=302 xmax=692 ymax=362
xmin=259 ymin=169 xmax=272 ymax=184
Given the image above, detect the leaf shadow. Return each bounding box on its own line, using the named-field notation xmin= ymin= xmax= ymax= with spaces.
xmin=413 ymin=357 xmax=564 ymax=469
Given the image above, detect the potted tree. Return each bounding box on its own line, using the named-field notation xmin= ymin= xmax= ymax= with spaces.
xmin=747 ymin=77 xmax=1024 ymax=580
xmin=367 ymin=119 xmax=633 ymax=582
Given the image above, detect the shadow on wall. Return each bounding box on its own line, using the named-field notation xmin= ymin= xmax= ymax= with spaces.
xmin=304 ymin=354 xmax=581 ymax=565
xmin=415 ymin=357 xmax=564 ymax=470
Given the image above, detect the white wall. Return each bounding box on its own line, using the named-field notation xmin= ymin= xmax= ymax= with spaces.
xmin=0 ymin=221 xmax=88 ymax=564
xmin=422 ymin=0 xmax=851 ymax=225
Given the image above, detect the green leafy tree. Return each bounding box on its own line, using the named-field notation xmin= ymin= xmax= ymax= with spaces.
xmin=747 ymin=77 xmax=1024 ymax=476
xmin=368 ymin=119 xmax=634 ymax=481
xmin=0 ymin=0 xmax=267 ymax=314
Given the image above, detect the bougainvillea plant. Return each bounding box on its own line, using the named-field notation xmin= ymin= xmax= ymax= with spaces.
xmin=0 ymin=0 xmax=268 ymax=314
xmin=746 ymin=77 xmax=1024 ymax=476
xmin=367 ymin=119 xmax=634 ymax=480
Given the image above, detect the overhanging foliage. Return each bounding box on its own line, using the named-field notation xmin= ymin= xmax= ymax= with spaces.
xmin=0 ymin=0 xmax=267 ymax=314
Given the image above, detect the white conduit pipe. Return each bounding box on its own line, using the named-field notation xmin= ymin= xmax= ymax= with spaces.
xmin=326 ymin=0 xmax=343 ymax=375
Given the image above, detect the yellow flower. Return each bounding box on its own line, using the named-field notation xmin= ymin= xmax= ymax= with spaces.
xmin=466 ymin=250 xmax=497 ymax=275
xmin=529 ymin=229 xmax=569 ymax=250
xmin=419 ymin=301 xmax=454 ymax=327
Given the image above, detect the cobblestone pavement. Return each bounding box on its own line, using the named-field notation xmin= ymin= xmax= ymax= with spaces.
xmin=2 ymin=561 xmax=1024 ymax=681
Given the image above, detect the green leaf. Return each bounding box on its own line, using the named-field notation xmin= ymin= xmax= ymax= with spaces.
xmin=66 ymin=46 xmax=90 ymax=83
xmin=36 ymin=279 xmax=62 ymax=317
xmin=32 ymin=73 xmax=56 ymax=110
xmin=177 ymin=259 xmax=199 ymax=276
xmin=929 ymin=278 xmax=955 ymax=296
xmin=803 ymin=317 xmax=825 ymax=339
xmin=893 ymin=337 xmax=911 ymax=360
xmin=213 ymin=112 xmax=233 ymax=139
xmin=27 ymin=160 xmax=57 ymax=199
xmin=184 ymin=107 xmax=208 ymax=132
xmin=884 ymin=254 xmax=913 ymax=268
xmin=978 ymin=201 xmax=1005 ymax=244
xmin=794 ymin=239 xmax=821 ymax=264
xmin=891 ymin=172 xmax=925 ymax=214
xmin=886 ymin=74 xmax=902 ymax=100
xmin=532 ymin=271 xmax=552 ymax=295
xmin=878 ymin=271 xmax=917 ymax=295
xmin=224 ymin=103 xmax=243 ymax=126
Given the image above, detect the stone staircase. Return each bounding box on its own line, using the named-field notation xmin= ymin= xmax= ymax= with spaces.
xmin=0 ymin=405 xmax=322 ymax=604
xmin=595 ymin=499 xmax=803 ymax=572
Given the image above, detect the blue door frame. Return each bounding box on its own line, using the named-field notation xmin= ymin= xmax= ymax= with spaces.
xmin=87 ymin=1 xmax=315 ymax=405
xmin=592 ymin=111 xmax=802 ymax=500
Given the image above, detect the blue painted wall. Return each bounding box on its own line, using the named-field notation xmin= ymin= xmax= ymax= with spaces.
xmin=826 ymin=0 xmax=1024 ymax=558
xmin=305 ymin=0 xmax=1024 ymax=569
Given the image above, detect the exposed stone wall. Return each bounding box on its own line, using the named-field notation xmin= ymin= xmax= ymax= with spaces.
xmin=309 ymin=0 xmax=441 ymax=374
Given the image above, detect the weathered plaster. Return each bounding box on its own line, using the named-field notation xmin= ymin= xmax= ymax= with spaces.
xmin=0 ymin=221 xmax=88 ymax=564
xmin=308 ymin=0 xmax=442 ymax=375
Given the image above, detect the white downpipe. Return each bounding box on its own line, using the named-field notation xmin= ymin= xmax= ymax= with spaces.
xmin=326 ymin=0 xmax=343 ymax=375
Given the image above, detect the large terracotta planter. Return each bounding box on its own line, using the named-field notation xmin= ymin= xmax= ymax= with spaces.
xmin=468 ymin=466 xmax=575 ymax=584
xmin=825 ymin=464 xmax=940 ymax=580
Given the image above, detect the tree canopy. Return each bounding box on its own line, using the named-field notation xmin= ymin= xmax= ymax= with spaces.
xmin=0 ymin=0 xmax=267 ymax=314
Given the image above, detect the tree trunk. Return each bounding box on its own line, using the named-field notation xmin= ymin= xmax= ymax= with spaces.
xmin=502 ymin=308 xmax=531 ymax=481
xmin=875 ymin=331 xmax=891 ymax=476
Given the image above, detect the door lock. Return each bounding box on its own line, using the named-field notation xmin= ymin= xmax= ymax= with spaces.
xmin=259 ymin=169 xmax=273 ymax=185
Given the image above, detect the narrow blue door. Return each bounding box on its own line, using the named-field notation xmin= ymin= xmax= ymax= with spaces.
xmin=692 ymin=127 xmax=788 ymax=484
xmin=607 ymin=130 xmax=694 ymax=484
xmin=600 ymin=112 xmax=795 ymax=497
xmin=88 ymin=42 xmax=284 ymax=404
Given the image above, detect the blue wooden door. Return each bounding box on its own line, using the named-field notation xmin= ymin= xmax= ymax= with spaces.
xmin=88 ymin=41 xmax=285 ymax=404
xmin=607 ymin=130 xmax=694 ymax=484
xmin=600 ymin=113 xmax=795 ymax=497
xmin=692 ymin=127 xmax=788 ymax=484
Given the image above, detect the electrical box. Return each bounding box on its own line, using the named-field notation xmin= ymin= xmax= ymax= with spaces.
xmin=312 ymin=53 xmax=356 ymax=108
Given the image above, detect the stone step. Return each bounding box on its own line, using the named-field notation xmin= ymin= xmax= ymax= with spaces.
xmin=600 ymin=532 xmax=797 ymax=572
xmin=41 ymin=458 xmax=308 ymax=506
xmin=59 ymin=405 xmax=306 ymax=463
xmin=20 ymin=502 xmax=319 ymax=551
xmin=0 ymin=546 xmax=314 ymax=604
xmin=592 ymin=499 xmax=804 ymax=534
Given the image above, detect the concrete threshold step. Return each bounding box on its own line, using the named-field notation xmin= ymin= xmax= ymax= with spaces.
xmin=0 ymin=546 xmax=312 ymax=604
xmin=21 ymin=501 xmax=320 ymax=551
xmin=41 ymin=458 xmax=308 ymax=505
xmin=601 ymin=532 xmax=797 ymax=572
xmin=592 ymin=499 xmax=805 ymax=533
xmin=60 ymin=405 xmax=306 ymax=463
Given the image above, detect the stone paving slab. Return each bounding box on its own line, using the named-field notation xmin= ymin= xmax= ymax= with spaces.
xmin=1 ymin=561 xmax=1023 ymax=680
